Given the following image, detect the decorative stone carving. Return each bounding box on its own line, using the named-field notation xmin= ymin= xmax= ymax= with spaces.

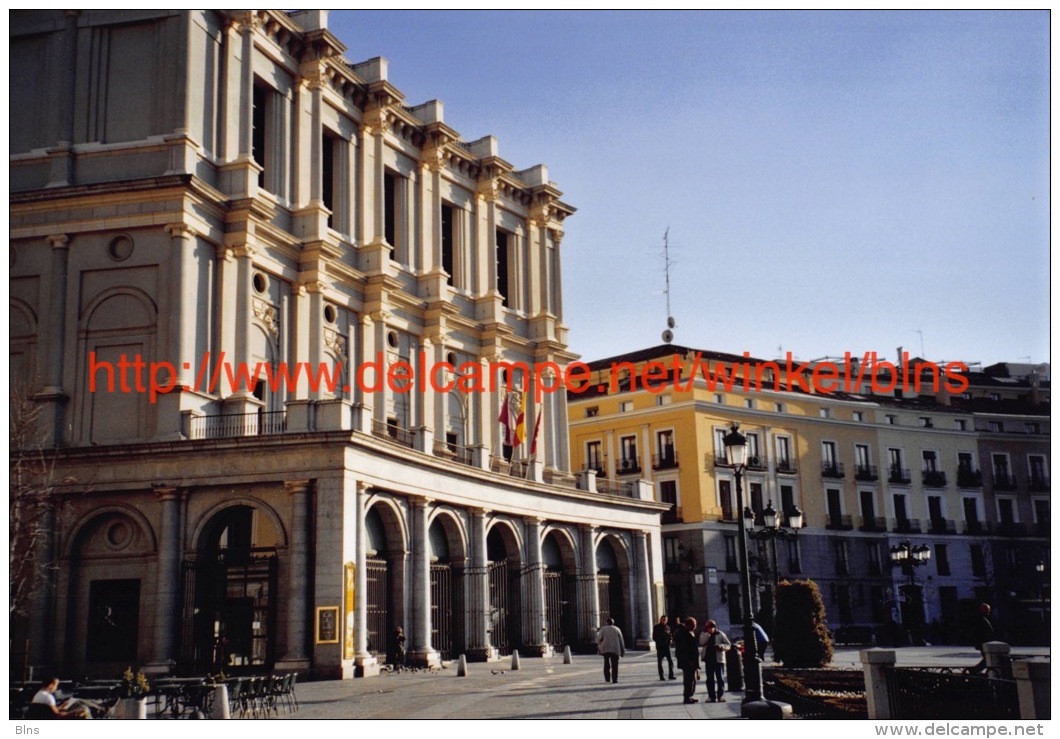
xmin=324 ymin=328 xmax=347 ymax=358
xmin=253 ymin=299 xmax=279 ymax=336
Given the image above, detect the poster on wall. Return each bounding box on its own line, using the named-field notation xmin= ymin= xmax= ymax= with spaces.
xmin=344 ymin=561 xmax=356 ymax=659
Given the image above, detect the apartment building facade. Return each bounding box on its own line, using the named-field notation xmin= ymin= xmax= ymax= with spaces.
xmin=10 ymin=10 xmax=667 ymax=679
xmin=567 ymin=345 xmax=1050 ymax=645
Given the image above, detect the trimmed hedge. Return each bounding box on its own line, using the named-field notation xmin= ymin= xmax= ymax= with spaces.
xmin=773 ymin=579 xmax=834 ymax=667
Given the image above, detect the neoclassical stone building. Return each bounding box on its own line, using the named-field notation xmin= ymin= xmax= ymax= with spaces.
xmin=10 ymin=10 xmax=665 ymax=679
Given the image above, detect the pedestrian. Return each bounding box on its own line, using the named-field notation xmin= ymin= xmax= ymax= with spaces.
xmin=596 ymin=617 xmax=625 ymax=683
xmin=674 ymin=617 xmax=700 ymax=704
xmin=971 ymin=603 xmax=995 ymax=673
xmin=653 ymin=615 xmax=676 ymax=681
xmin=699 ymin=619 xmax=731 ymax=702
xmin=391 ymin=625 xmax=407 ymax=669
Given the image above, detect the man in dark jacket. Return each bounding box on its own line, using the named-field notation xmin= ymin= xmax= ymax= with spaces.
xmin=653 ymin=615 xmax=676 ymax=681
xmin=971 ymin=603 xmax=995 ymax=673
xmin=674 ymin=616 xmax=700 ymax=704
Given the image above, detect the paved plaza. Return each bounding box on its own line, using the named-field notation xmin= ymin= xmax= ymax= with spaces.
xmin=277 ymin=646 xmax=1047 ymax=720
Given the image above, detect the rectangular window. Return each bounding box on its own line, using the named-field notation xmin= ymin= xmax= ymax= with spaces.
xmin=833 ymin=539 xmax=848 ymax=575
xmin=620 ymin=400 xmax=633 ymax=413
xmin=1029 ymin=455 xmax=1048 ymax=489
xmin=719 ymin=480 xmax=734 ymax=521
xmin=724 ymin=536 xmax=737 ymax=572
xmin=970 ymin=544 xmax=986 ymax=577
xmin=619 ymin=435 xmax=638 ymax=473
xmin=776 ymin=436 xmax=792 ymax=468
xmin=928 ymin=496 xmax=943 ymax=523
xmin=822 ymin=441 xmax=838 ymax=466
xmin=715 ymin=429 xmax=728 ymax=460
xmin=441 ymin=203 xmax=455 ymax=284
xmin=886 ymin=414 xmax=897 ymax=425
xmin=819 ymin=408 xmax=831 ymax=419
xmin=936 ymin=544 xmax=951 ymax=576
xmin=585 ymin=441 xmax=602 ymax=473
xmin=714 ymin=393 xmax=724 ymax=404
xmin=660 ymin=480 xmax=678 ymax=524
xmin=922 ymin=450 xmax=938 ymax=472
xmin=997 ymin=497 xmax=1015 ymax=525
xmin=1026 ymin=422 xmax=1041 ymax=434
xmin=963 ymin=497 xmax=980 ymax=523
xmin=853 ymin=411 xmax=864 ymax=422
xmin=252 ymin=82 xmax=269 ymax=189
xmin=321 ymin=131 xmax=334 ymax=225
xmin=867 ymin=542 xmax=882 ymax=575
xmin=780 ymin=485 xmax=795 ymax=517
xmin=993 ymin=454 xmax=1012 ymax=487
xmin=955 ymin=419 xmax=967 ymax=431
xmin=744 ymin=398 xmax=753 ymax=409
xmin=860 ymin=489 xmax=876 ymax=524
xmin=855 ymin=444 xmax=871 ymax=469
xmin=775 ymin=402 xmax=784 ymax=413
xmin=585 ymin=406 xmax=599 ymax=418
xmin=749 ymin=482 xmax=764 ymax=517
xmin=787 ymin=538 xmax=802 ymax=573
xmin=989 ymin=421 xmax=1004 ymax=433
xmin=746 ymin=433 xmax=761 ymax=464
xmin=826 ymin=488 xmax=842 ymax=526
xmin=664 ymin=537 xmax=680 ymax=568
xmin=893 ymin=493 xmax=908 ymax=523
xmin=384 ymin=171 xmax=400 ymax=255
xmin=322 ymin=128 xmax=346 ymax=232
xmin=889 ymin=448 xmax=906 ymax=481
xmin=919 ymin=416 xmax=933 ymax=428
xmin=495 ymin=229 xmax=510 ymax=306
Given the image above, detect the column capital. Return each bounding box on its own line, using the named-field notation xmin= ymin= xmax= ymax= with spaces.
xmin=165 ymin=222 xmax=197 ymax=239
xmin=231 ymin=244 xmax=256 ymax=259
xmin=409 ymin=495 xmax=434 ymax=509
xmin=152 ymin=485 xmax=179 ymax=502
xmin=46 ymin=234 xmax=70 ymax=250
xmin=633 ymin=530 xmax=648 ymax=541
xmin=470 ymin=507 xmax=492 ymax=518
xmin=284 ymin=479 xmax=310 ymax=495
xmin=356 ymin=481 xmax=372 ymax=495
xmin=523 ymin=516 xmax=546 ymax=528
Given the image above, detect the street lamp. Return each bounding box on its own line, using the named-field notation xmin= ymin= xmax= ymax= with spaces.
xmin=888 ymin=541 xmax=931 ymax=644
xmin=746 ymin=500 xmax=803 ymax=640
xmin=723 ymin=423 xmax=786 ymax=719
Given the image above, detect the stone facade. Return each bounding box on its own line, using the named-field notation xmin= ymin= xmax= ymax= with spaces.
xmin=10 ymin=10 xmax=666 ymax=679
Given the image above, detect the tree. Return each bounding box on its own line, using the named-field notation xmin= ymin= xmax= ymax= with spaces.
xmin=773 ymin=579 xmax=833 ymax=667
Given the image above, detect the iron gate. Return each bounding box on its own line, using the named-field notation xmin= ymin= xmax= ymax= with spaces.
xmin=430 ymin=562 xmax=452 ymax=660
xmin=179 ymin=550 xmax=278 ymax=674
xmin=544 ymin=571 xmax=575 ymax=648
xmin=597 ymin=573 xmax=612 ymax=626
xmin=366 ymin=558 xmax=389 ymax=659
xmin=886 ymin=667 xmax=1019 ymax=720
xmin=488 ymin=560 xmax=522 ymax=655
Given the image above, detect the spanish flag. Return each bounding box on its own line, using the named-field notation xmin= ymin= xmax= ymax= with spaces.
xmin=498 ymin=391 xmax=527 ymax=447
xmin=513 ymin=392 xmax=526 ymax=446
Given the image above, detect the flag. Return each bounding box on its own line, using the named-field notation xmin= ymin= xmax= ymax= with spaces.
xmin=529 ymin=405 xmax=543 ymax=458
xmin=513 ymin=392 xmax=526 ymax=446
xmin=498 ymin=392 xmax=514 ymax=446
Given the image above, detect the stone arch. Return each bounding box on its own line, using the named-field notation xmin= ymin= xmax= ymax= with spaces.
xmin=426 ymin=506 xmax=469 ymax=660
xmin=484 ymin=517 xmax=524 ymax=655
xmin=363 ymin=493 xmax=409 ymax=659
xmin=81 ymin=286 xmax=157 ymax=333
xmin=485 ymin=516 xmax=524 ymax=563
xmin=541 ymin=524 xmax=579 ymax=649
xmin=595 ymin=531 xmax=634 ymax=645
xmin=427 ymin=506 xmax=469 ymax=563
xmin=64 ymin=506 xmax=158 ymax=672
xmin=10 ymin=299 xmax=38 ymax=395
xmin=190 ymin=496 xmax=288 ymax=551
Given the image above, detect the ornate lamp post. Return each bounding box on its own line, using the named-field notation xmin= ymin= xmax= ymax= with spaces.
xmin=889 ymin=541 xmax=931 ymax=644
xmin=723 ymin=423 xmax=788 ymax=719
xmin=745 ymin=500 xmax=803 ymax=639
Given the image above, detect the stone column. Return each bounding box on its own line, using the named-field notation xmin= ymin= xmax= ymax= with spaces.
xmin=35 ymin=234 xmax=70 ymax=446
xmin=465 ymin=508 xmax=491 ymax=661
xmin=578 ymin=525 xmax=600 ymax=649
xmin=164 ymin=224 xmax=196 ymax=387
xmin=552 ymin=230 xmax=565 ymax=320
xmin=633 ymin=531 xmax=654 ymax=650
xmin=146 ymin=487 xmax=181 ymax=673
xmin=414 ymin=337 xmax=435 ymax=453
xmin=408 ymin=497 xmax=439 ymax=667
xmin=276 ymin=480 xmax=311 ymax=670
xmin=353 ymin=482 xmax=379 ymax=676
xmin=861 ymin=649 xmax=896 ymax=720
xmin=523 ymin=517 xmax=548 ymax=655
xmin=1012 ymin=658 xmax=1051 ymax=720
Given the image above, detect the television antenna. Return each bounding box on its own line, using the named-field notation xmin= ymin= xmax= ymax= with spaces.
xmin=661 ymin=227 xmax=676 ymax=343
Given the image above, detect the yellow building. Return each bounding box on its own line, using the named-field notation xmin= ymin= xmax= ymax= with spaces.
xmin=568 ymin=345 xmax=1050 ymax=646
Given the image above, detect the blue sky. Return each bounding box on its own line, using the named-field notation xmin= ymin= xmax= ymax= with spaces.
xmin=330 ymin=11 xmax=1049 ymax=368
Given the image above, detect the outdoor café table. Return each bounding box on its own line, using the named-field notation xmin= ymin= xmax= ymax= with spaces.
xmin=151 ymin=678 xmax=209 ymax=719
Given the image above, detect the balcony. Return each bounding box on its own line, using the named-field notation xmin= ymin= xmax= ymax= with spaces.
xmin=1029 ymin=475 xmax=1050 ymax=492
xmin=854 ymin=464 xmax=878 ymax=482
xmin=996 ymin=521 xmax=1029 ymax=537
xmin=746 ymin=455 xmax=768 ymax=471
xmin=922 ymin=470 xmax=948 ymax=488
xmin=888 ymin=466 xmax=912 ymax=485
xmin=433 ymin=439 xmax=474 ymax=467
xmin=892 ymin=517 xmax=922 ymax=534
xmin=372 ymin=418 xmax=414 ymax=449
xmin=964 ymin=520 xmax=991 ymax=535
xmin=190 ymin=410 xmax=287 ymax=439
xmin=710 ymin=453 xmax=730 ymax=468
xmin=616 ymin=457 xmax=641 ymax=475
xmin=652 ymin=450 xmax=679 ymax=470
xmin=775 ymin=459 xmax=798 ymax=475
xmin=859 ymin=516 xmax=887 ymax=532
xmin=826 ymin=513 xmax=854 ymax=531
xmin=719 ymin=505 xmax=736 ymax=522
xmin=993 ymin=472 xmax=1018 ymax=491
xmin=928 ymin=518 xmax=956 ymax=535
xmin=957 ymin=468 xmax=983 ymax=488
xmin=595 ymin=478 xmax=635 ymax=497
xmin=821 ymin=462 xmax=845 ymax=479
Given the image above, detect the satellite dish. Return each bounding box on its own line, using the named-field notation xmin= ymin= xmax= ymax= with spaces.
xmin=662 ymin=329 xmax=673 ymax=343
xmin=667 ymin=316 xmax=676 ymax=329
